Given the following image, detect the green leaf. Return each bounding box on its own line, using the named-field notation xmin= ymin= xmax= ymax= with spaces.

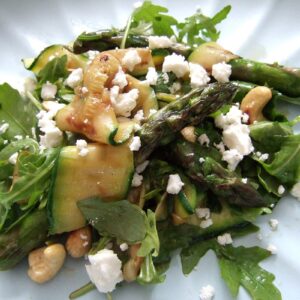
xmin=132 ymin=1 xmax=178 ymax=36
xmin=137 ymin=209 xmax=160 ymax=257
xmin=137 ymin=254 xmax=166 ymax=285
xmin=78 ymin=198 xmax=147 ymax=243
xmin=0 ymin=83 xmax=37 ymax=140
xmin=177 ymin=6 xmax=231 ymax=46
xmin=257 ymin=167 xmax=282 ymax=197
xmin=37 ymin=55 xmax=68 ymax=84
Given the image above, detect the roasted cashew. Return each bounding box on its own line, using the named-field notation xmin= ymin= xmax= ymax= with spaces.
xmin=180 ymin=126 xmax=196 ymax=143
xmin=240 ymin=86 xmax=272 ymax=124
xmin=66 ymin=226 xmax=92 ymax=258
xmin=28 ymin=244 xmax=66 ymax=284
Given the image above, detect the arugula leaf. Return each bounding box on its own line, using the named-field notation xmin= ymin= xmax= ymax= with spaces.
xmin=137 ymin=253 xmax=166 ymax=285
xmin=137 ymin=209 xmax=159 ymax=257
xmin=177 ymin=6 xmax=231 ymax=46
xmin=181 ymin=241 xmax=281 ymax=300
xmin=0 ymin=83 xmax=37 ymax=140
xmin=78 ymin=198 xmax=147 ymax=243
xmin=37 ymin=55 xmax=68 ymax=84
xmin=131 ymin=1 xmax=178 ymax=36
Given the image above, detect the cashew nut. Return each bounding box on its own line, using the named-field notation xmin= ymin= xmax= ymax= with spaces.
xmin=180 ymin=126 xmax=196 ymax=143
xmin=66 ymin=226 xmax=92 ymax=258
xmin=123 ymin=244 xmax=144 ymax=282
xmin=240 ymin=86 xmax=272 ymax=124
xmin=28 ymin=244 xmax=66 ymax=284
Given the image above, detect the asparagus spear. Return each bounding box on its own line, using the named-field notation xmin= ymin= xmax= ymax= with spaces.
xmin=168 ymin=138 xmax=266 ymax=207
xmin=72 ymin=29 xmax=191 ymax=56
xmin=135 ymin=82 xmax=237 ymax=165
xmin=0 ymin=209 xmax=48 ymax=270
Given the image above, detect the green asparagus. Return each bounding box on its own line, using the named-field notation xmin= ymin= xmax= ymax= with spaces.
xmin=0 ymin=209 xmax=48 ymax=270
xmin=135 ymin=82 xmax=237 ymax=165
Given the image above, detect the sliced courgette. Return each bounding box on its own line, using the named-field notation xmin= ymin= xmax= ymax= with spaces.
xmin=48 ymin=143 xmax=134 ymax=234
xmin=22 ymin=44 xmax=87 ymax=74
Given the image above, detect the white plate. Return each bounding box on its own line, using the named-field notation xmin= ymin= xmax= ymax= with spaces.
xmin=0 ymin=0 xmax=300 ymax=299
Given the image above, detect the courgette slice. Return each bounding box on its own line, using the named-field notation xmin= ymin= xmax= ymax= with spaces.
xmin=22 ymin=44 xmax=87 ymax=74
xmin=48 ymin=143 xmax=134 ymax=234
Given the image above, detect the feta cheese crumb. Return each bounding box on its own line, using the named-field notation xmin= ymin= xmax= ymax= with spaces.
xmin=267 ymin=244 xmax=277 ymax=255
xmin=85 ymin=249 xmax=123 ymax=293
xmin=41 ymin=82 xmax=57 ymax=100
xmin=170 ymin=82 xmax=182 ymax=94
xmin=110 ymin=86 xmax=139 ymax=117
xmin=0 ymin=123 xmax=9 ymax=135
xmin=259 ymin=153 xmax=269 ymax=162
xmin=133 ymin=110 xmax=144 ymax=122
xmin=269 ymin=219 xmax=279 ymax=231
xmin=132 ymin=173 xmax=143 ymax=187
xmin=189 ymin=63 xmax=210 ymax=88
xmin=162 ymin=53 xmax=189 ymax=78
xmin=217 ymin=233 xmax=233 ymax=246
xmin=277 ymin=185 xmax=285 ymax=195
xmin=199 ymin=285 xmax=215 ymax=300
xmin=212 ymin=62 xmax=232 ymax=83
xmin=76 ymin=139 xmax=89 ymax=157
xmin=8 ymin=152 xmax=18 ymax=165
xmin=200 ymin=218 xmax=213 ymax=229
xmin=119 ymin=243 xmax=129 ymax=251
xmin=198 ymin=133 xmax=210 ymax=146
xmin=145 ymin=67 xmax=158 ymax=85
xmin=129 ymin=136 xmax=141 ymax=151
xmin=291 ymin=182 xmax=300 ymax=201
xmin=166 ymin=174 xmax=184 ymax=194
xmin=112 ymin=67 xmax=128 ymax=89
xmin=122 ymin=49 xmax=142 ymax=72
xmin=136 ymin=160 xmax=149 ymax=174
xmin=148 ymin=36 xmax=173 ymax=49
xmin=14 ymin=135 xmax=23 ymax=140
xmin=65 ymin=68 xmax=83 ymax=88
xmin=195 ymin=208 xmax=210 ymax=220
xmin=199 ymin=157 xmax=205 ymax=163
xmin=214 ymin=141 xmax=225 ymax=153
xmin=241 ymin=178 xmax=248 ymax=184
xmin=81 ymin=86 xmax=89 ymax=95
xmin=149 ymin=109 xmax=157 ymax=117
xmin=222 ymin=149 xmax=243 ymax=171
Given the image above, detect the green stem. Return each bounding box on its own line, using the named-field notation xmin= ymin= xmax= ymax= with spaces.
xmin=89 ymin=236 xmax=111 ymax=255
xmin=69 ymin=282 xmax=95 ymax=300
xmin=26 ymin=91 xmax=43 ymax=111
xmin=120 ymin=15 xmax=133 ymax=49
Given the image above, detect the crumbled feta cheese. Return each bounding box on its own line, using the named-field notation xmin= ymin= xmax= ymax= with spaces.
xmin=162 ymin=53 xmax=189 ymax=78
xmin=256 ymin=151 xmax=262 ymax=157
xmin=14 ymin=135 xmax=23 ymax=140
xmin=199 ymin=157 xmax=205 ymax=163
xmin=122 ymin=49 xmax=142 ymax=72
xmin=189 ymin=63 xmax=210 ymax=88
xmin=195 ymin=208 xmax=210 ymax=220
xmin=267 ymin=244 xmax=277 ymax=255
xmin=217 ymin=233 xmax=233 ymax=246
xmin=259 ymin=153 xmax=269 ymax=162
xmin=199 ymin=285 xmax=215 ymax=300
xmin=214 ymin=141 xmax=225 ymax=153
xmin=132 ymin=172 xmax=143 ymax=187
xmin=76 ymin=139 xmax=89 ymax=157
xmin=166 ymin=174 xmax=184 ymax=194
xmin=3 ymin=140 xmax=8 ymax=145
xmin=149 ymin=109 xmax=157 ymax=117
xmin=87 ymin=50 xmax=100 ymax=61
xmin=242 ymin=113 xmax=249 ymax=124
xmin=241 ymin=178 xmax=248 ymax=184
xmin=133 ymin=110 xmax=145 ymax=123
xmin=65 ymin=68 xmax=83 ymax=89
xmin=0 ymin=123 xmax=9 ymax=135
xmin=81 ymin=86 xmax=89 ymax=95
xmin=222 ymin=149 xmax=243 ymax=171
xmin=200 ymin=218 xmax=213 ymax=229
xmin=85 ymin=249 xmax=123 ymax=293
xmin=162 ymin=72 xmax=169 ymax=83
xmin=119 ymin=243 xmax=128 ymax=251
xmin=129 ymin=136 xmax=141 ymax=151
xmin=269 ymin=219 xmax=279 ymax=231
xmin=136 ymin=160 xmax=149 ymax=174
xmin=42 ymin=101 xmax=65 ymax=115
xmin=8 ymin=152 xmax=18 ymax=165
xmin=277 ymin=185 xmax=285 ymax=195
xmin=110 ymin=86 xmax=139 ymax=117
xmin=145 ymin=67 xmax=158 ymax=85
xmin=170 ymin=82 xmax=182 ymax=94
xmin=291 ymin=182 xmax=300 ymax=200
xmin=112 ymin=67 xmax=128 ymax=89
xmin=41 ymin=82 xmax=57 ymax=100
xmin=24 ymin=77 xmax=37 ymax=93
xmin=198 ymin=134 xmax=210 ymax=146
xmin=212 ymin=62 xmax=231 ymax=83
xmin=148 ymin=36 xmax=173 ymax=49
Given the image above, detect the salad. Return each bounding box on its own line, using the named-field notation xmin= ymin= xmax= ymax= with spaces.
xmin=0 ymin=1 xmax=300 ymax=299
